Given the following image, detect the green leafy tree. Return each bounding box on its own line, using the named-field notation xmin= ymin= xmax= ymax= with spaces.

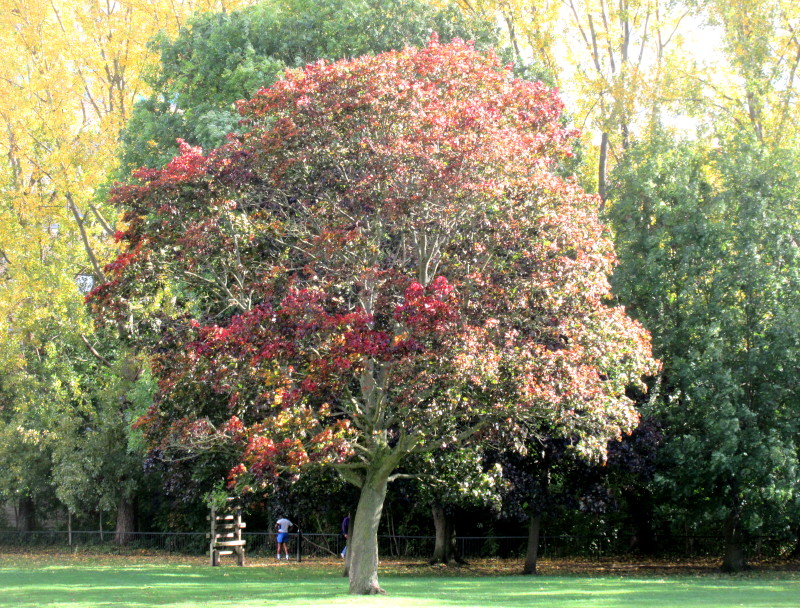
xmin=0 ymin=249 xmax=94 ymax=530
xmin=609 ymin=131 xmax=800 ymax=571
xmin=50 ymin=354 xmax=155 ymax=543
xmin=0 ymin=289 xmax=155 ymax=540
xmin=404 ymin=447 xmax=503 ymax=565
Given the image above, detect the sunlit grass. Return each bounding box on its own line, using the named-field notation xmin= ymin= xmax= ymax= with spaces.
xmin=0 ymin=555 xmax=798 ymax=608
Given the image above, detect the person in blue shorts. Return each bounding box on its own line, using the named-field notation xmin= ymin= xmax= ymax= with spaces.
xmin=275 ymin=516 xmax=293 ymax=560
xmin=340 ymin=514 xmax=350 ymax=558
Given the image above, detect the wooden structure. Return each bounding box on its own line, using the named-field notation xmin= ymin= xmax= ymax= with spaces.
xmin=208 ymin=498 xmax=246 ymax=566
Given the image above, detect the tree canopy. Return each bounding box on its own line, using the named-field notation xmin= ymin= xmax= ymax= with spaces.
xmin=117 ymin=0 xmax=508 ymax=176
xmin=0 ymin=0 xmax=265 ymax=533
xmin=609 ymin=131 xmax=800 ymax=570
xmin=90 ymin=37 xmax=656 ymax=593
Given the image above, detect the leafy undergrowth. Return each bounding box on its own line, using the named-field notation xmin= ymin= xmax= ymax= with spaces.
xmin=1 ymin=549 xmax=798 ymax=578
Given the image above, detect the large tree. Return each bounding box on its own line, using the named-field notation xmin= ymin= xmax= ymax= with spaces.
xmin=609 ymin=131 xmax=800 ymax=571
xmin=108 ymin=0 xmax=512 ymax=516
xmin=91 ymin=39 xmax=656 ymax=593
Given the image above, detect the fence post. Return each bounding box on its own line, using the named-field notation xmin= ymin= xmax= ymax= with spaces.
xmin=297 ymin=529 xmax=303 ymax=562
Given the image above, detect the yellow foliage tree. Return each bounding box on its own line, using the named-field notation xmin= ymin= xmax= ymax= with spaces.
xmin=700 ymin=0 xmax=800 ymax=146
xmin=0 ymin=1 xmax=258 ymax=283
xmin=0 ymin=0 xmax=258 ymax=528
xmin=431 ymin=1 xmax=702 ymax=197
xmin=427 ymin=1 xmax=798 ymax=195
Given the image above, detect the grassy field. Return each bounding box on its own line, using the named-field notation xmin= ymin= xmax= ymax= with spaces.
xmin=0 ymin=554 xmax=798 ymax=608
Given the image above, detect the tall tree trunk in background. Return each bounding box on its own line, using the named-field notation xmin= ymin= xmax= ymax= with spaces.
xmin=16 ymin=497 xmax=35 ymax=532
xmin=522 ymin=512 xmax=541 ymax=575
xmin=598 ymin=132 xmax=609 ymax=205
xmin=115 ymin=496 xmax=136 ymax=546
xmin=430 ymin=504 xmax=465 ymax=566
xmin=628 ymin=494 xmax=656 ymax=555
xmin=721 ymin=503 xmax=746 ymax=572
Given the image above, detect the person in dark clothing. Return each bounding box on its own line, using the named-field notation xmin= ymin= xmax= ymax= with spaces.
xmin=340 ymin=515 xmax=350 ymax=558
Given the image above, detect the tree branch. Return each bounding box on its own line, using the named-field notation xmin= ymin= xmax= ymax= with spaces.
xmin=81 ymin=334 xmax=112 ymax=367
xmin=66 ymin=192 xmax=107 ymax=283
xmin=89 ymin=203 xmax=115 ymax=237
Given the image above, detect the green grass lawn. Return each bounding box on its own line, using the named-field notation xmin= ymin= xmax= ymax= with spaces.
xmin=0 ymin=555 xmax=798 ymax=608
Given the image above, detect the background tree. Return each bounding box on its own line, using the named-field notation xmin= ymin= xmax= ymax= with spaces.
xmin=91 ymin=39 xmax=656 ymax=593
xmin=603 ymin=416 xmax=663 ymax=555
xmin=699 ymin=0 xmax=800 ymax=146
xmin=0 ymin=225 xmax=97 ymax=530
xmin=0 ymin=0 xmax=260 ymax=285
xmin=495 ymin=424 xmax=655 ymax=575
xmin=0 ymin=0 xmax=264 ymax=531
xmin=50 ymin=353 xmax=156 ymax=544
xmin=402 ymin=447 xmax=503 ymax=566
xmin=609 ymin=130 xmax=800 ymax=571
xmin=433 ymin=0 xmax=705 ymax=197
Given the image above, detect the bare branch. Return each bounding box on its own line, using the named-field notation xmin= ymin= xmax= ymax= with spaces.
xmin=81 ymin=334 xmax=112 ymax=368
xmin=66 ymin=192 xmax=106 ymax=283
xmin=89 ymin=203 xmax=116 ymax=237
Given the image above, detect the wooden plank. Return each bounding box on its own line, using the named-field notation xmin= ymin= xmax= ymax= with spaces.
xmin=215 ymin=540 xmax=246 ymax=547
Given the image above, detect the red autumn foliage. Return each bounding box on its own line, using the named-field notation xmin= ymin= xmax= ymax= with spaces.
xmin=90 ymin=35 xmax=656 ymax=524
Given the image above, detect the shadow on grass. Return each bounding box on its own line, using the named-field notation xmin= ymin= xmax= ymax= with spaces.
xmin=0 ymin=561 xmax=799 ymax=608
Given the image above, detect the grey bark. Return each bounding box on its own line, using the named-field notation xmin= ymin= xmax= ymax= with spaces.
xmin=430 ymin=504 xmax=465 ymax=565
xmin=598 ymin=132 xmax=609 ymax=204
xmin=348 ymin=450 xmax=404 ymax=595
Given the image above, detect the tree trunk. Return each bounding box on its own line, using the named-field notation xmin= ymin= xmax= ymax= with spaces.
xmin=430 ymin=504 xmax=465 ymax=566
xmin=115 ymin=496 xmax=136 ymax=546
xmin=627 ymin=494 xmax=656 ymax=555
xmin=348 ymin=456 xmax=399 ymax=595
xmin=789 ymin=525 xmax=800 ymax=559
xmin=598 ymin=132 xmax=609 ymax=205
xmin=721 ymin=506 xmax=747 ymax=572
xmin=16 ymin=497 xmax=35 ymax=532
xmin=522 ymin=512 xmax=541 ymax=575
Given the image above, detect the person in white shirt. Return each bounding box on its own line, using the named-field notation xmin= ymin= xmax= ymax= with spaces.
xmin=275 ymin=516 xmax=293 ymax=560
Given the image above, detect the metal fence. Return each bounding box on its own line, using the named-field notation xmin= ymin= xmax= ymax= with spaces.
xmin=0 ymin=529 xmax=793 ymax=560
